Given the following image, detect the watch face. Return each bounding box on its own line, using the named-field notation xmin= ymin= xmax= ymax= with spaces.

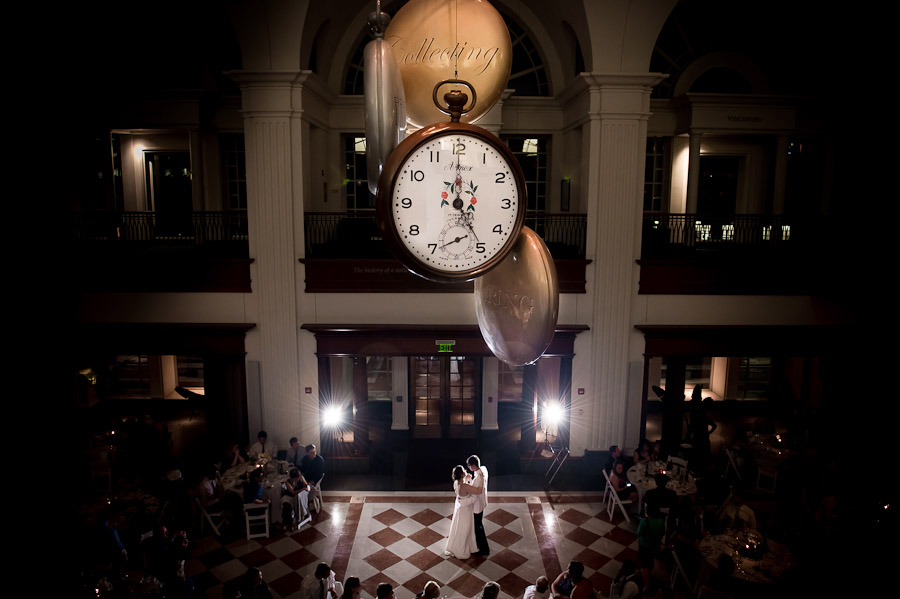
xmin=388 ymin=130 xmax=523 ymax=279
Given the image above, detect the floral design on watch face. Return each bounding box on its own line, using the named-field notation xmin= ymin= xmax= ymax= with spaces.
xmin=392 ymin=132 xmax=520 ymax=275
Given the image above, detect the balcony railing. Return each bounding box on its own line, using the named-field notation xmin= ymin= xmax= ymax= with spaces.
xmin=304 ymin=211 xmax=587 ymax=259
xmin=641 ymin=212 xmax=797 ymax=259
xmin=71 ymin=210 xmax=249 ymax=249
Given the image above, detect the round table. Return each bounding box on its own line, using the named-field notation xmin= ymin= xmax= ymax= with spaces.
xmin=627 ymin=461 xmax=697 ymax=497
xmin=698 ymin=529 xmax=795 ymax=585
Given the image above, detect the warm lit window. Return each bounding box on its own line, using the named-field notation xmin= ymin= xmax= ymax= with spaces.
xmin=366 ymin=356 xmax=392 ymax=401
xmin=499 ymin=362 xmax=524 ymax=402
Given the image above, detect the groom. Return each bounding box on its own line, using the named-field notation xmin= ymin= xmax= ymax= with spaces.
xmin=460 ymin=454 xmax=489 ymax=556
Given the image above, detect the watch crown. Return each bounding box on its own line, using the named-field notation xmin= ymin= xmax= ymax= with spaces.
xmin=444 ymin=90 xmax=468 ymax=122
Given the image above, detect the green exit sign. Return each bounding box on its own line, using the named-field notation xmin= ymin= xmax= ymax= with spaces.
xmin=436 ymin=339 xmax=455 ymax=353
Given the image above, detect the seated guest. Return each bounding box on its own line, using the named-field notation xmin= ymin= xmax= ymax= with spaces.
xmin=301 ymin=443 xmax=325 ymax=485
xmin=524 ymin=576 xmax=551 ymax=599
xmin=341 ymin=577 xmax=361 ymax=599
xmin=198 ymin=465 xmax=225 ymax=508
xmin=223 ymin=442 xmax=247 ymax=469
xmin=414 ymin=581 xmax=441 ymax=599
xmin=243 ymin=467 xmax=269 ymax=504
xmin=240 ymin=567 xmax=273 ymax=599
xmin=551 ymin=562 xmax=593 ymax=599
xmin=281 ymin=467 xmax=311 ymax=530
xmin=301 ymin=562 xmax=344 ymax=599
xmin=604 ymin=445 xmax=622 ymax=473
xmin=610 ymin=460 xmax=638 ymax=505
xmin=642 ymin=473 xmax=677 ymax=517
xmin=609 ymin=560 xmax=641 ymax=599
xmin=249 ymin=431 xmax=276 ymax=459
xmin=286 ymin=437 xmax=304 ymax=466
xmin=633 ymin=440 xmax=652 ymax=464
xmin=650 ymin=440 xmax=663 ymax=461
xmin=479 ymin=582 xmax=501 ymax=599
xmin=719 ymin=491 xmax=757 ymax=530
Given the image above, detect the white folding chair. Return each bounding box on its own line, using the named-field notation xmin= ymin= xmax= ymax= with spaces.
xmin=602 ymin=469 xmax=632 ymax=523
xmin=670 ymin=549 xmax=694 ymax=592
xmin=243 ymin=502 xmax=270 ymax=539
xmin=723 ymin=447 xmax=743 ymax=481
xmin=311 ymin=474 xmax=324 ymax=513
xmin=602 ymin=468 xmax=614 ymax=503
xmin=197 ymin=498 xmax=227 ymax=536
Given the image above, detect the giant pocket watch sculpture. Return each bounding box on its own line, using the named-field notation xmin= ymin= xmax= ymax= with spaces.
xmin=376 ymin=80 xmax=526 ymax=282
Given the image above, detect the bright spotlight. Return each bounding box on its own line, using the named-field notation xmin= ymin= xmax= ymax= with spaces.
xmin=544 ymin=402 xmax=564 ymax=428
xmin=323 ymin=404 xmax=344 ymax=428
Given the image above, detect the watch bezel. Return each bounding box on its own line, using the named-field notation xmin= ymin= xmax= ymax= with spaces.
xmin=376 ymin=121 xmax=527 ymax=283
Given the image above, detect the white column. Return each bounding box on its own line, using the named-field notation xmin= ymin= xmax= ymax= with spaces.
xmin=233 ymin=71 xmax=305 ymax=449
xmin=686 ymin=132 xmax=702 ymax=213
xmin=576 ymin=74 xmax=664 ymax=454
xmin=481 ymin=357 xmax=499 ymax=430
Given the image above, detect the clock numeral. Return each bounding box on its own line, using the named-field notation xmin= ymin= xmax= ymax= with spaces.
xmin=492 ymin=224 xmax=503 ymax=234
xmin=495 ymin=172 xmax=506 ymax=184
xmin=400 ymin=197 xmax=412 ymax=209
xmin=409 ymin=225 xmax=420 ymax=235
xmin=428 ymin=243 xmax=437 ymax=254
xmin=452 ymin=143 xmax=466 ymax=155
xmin=430 ymin=151 xmax=439 ymax=162
xmin=476 ymin=242 xmax=485 ymax=254
xmin=410 ymin=170 xmax=425 ymax=182
xmin=501 ymin=198 xmax=511 ymax=209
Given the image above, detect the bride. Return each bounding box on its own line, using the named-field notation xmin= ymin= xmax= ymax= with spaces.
xmin=444 ymin=465 xmax=478 ymax=558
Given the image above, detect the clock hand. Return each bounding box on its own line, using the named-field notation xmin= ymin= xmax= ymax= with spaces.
xmin=439 ymin=234 xmax=468 ymax=250
xmin=461 ymin=213 xmax=479 ymax=242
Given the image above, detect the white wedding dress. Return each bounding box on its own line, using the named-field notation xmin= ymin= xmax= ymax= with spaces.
xmin=445 ymin=480 xmax=478 ymax=558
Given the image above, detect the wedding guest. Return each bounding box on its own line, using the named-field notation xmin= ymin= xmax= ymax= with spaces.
xmin=479 ymin=582 xmax=500 ymax=599
xmin=633 ymin=440 xmax=652 ymax=464
xmin=551 ymin=562 xmax=593 ymax=599
xmin=604 ymin=445 xmax=622 ymax=473
xmin=637 ymin=506 xmax=666 ymax=593
xmin=243 ymin=467 xmax=268 ymax=504
xmin=342 ymin=577 xmax=361 ymax=599
xmin=240 ymin=567 xmax=272 ymax=599
xmin=249 ymin=431 xmax=276 ymax=459
xmin=524 ymin=576 xmax=550 ymax=599
xmin=376 ymin=583 xmax=395 ymax=599
xmin=281 ymin=467 xmax=310 ymax=530
xmin=300 ymin=444 xmax=325 ymax=485
xmin=414 ymin=581 xmax=440 ymax=599
xmin=198 ymin=465 xmax=225 ymax=508
xmin=650 ymin=440 xmax=663 ymax=461
xmin=223 ymin=442 xmax=247 ymax=469
xmin=609 ymin=560 xmax=641 ymax=599
xmin=642 ymin=473 xmax=677 ymax=517
xmin=610 ymin=460 xmax=638 ymax=505
xmin=286 ymin=437 xmax=304 ymax=466
xmin=301 ymin=563 xmax=344 ymax=599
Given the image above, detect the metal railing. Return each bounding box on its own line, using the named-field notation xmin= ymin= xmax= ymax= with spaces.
xmin=641 ymin=213 xmax=796 ymax=258
xmin=71 ymin=211 xmax=249 ymax=246
xmin=304 ymin=211 xmax=587 ymax=259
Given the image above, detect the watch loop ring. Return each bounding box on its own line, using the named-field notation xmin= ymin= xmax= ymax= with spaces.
xmin=433 ymin=79 xmax=477 ymax=122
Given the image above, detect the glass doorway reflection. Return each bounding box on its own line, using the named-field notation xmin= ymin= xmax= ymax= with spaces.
xmin=411 ymin=356 xmax=480 ymax=439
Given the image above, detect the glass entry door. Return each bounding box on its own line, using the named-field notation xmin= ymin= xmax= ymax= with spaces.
xmin=411 ymin=356 xmax=480 ymax=439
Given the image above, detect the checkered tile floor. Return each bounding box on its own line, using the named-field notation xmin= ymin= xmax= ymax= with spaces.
xmin=184 ymin=493 xmax=639 ymax=599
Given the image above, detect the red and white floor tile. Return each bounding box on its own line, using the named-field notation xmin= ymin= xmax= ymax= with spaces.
xmin=185 ymin=493 xmax=638 ymax=599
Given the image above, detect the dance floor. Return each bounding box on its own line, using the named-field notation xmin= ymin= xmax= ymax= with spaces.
xmin=185 ymin=492 xmax=639 ymax=599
